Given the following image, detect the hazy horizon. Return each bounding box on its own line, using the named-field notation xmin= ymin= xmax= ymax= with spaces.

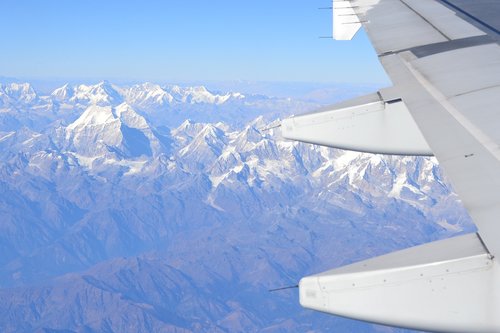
xmin=0 ymin=75 xmax=387 ymax=103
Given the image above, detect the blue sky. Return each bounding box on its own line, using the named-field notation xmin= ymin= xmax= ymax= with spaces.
xmin=0 ymin=0 xmax=389 ymax=84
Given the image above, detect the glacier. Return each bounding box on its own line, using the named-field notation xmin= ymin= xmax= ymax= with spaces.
xmin=0 ymin=81 xmax=474 ymax=332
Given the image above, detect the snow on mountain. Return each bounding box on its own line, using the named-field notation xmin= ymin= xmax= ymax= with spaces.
xmin=53 ymin=81 xmax=123 ymax=106
xmin=0 ymin=127 xmax=54 ymax=160
xmin=124 ymin=82 xmax=174 ymax=109
xmin=0 ymin=80 xmax=475 ymax=333
xmin=178 ymin=124 xmax=228 ymax=171
xmin=172 ymin=119 xmax=207 ymax=140
xmin=0 ymin=81 xmax=320 ymax=130
xmin=167 ymin=85 xmax=244 ymax=104
xmin=50 ymin=82 xmax=244 ymax=108
xmin=50 ymin=83 xmax=74 ymax=101
xmin=64 ymin=102 xmax=166 ymax=159
xmin=0 ymin=83 xmax=38 ymax=108
xmin=3 ymin=83 xmax=38 ymax=104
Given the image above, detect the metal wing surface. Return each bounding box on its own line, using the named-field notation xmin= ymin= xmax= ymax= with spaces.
xmin=355 ymin=0 xmax=500 ymax=256
xmin=281 ymin=1 xmax=500 ymax=331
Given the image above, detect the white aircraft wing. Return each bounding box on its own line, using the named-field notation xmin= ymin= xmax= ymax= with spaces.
xmin=282 ymin=1 xmax=500 ymax=331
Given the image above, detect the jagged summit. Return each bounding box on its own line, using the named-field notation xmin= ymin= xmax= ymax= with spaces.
xmin=0 ymin=80 xmax=312 ymax=128
xmin=49 ymin=82 xmax=247 ymax=108
xmin=165 ymin=84 xmax=244 ymax=104
xmin=172 ymin=119 xmax=204 ymax=136
xmin=0 ymin=82 xmax=38 ymax=106
xmin=65 ymin=102 xmax=163 ymax=158
xmin=124 ymin=82 xmax=174 ymax=109
xmin=59 ymin=81 xmax=123 ymax=106
xmin=51 ymin=83 xmax=74 ymax=101
xmin=50 ymin=81 xmax=122 ymax=106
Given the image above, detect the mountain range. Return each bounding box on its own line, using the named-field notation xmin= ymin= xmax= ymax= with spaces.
xmin=0 ymin=81 xmax=474 ymax=332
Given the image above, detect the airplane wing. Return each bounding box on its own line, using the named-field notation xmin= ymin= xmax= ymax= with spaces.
xmin=282 ymin=1 xmax=500 ymax=331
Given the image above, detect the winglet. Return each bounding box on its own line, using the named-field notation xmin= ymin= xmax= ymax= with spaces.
xmin=333 ymin=0 xmax=362 ymax=40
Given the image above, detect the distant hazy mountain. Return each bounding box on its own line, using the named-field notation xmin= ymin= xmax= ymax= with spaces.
xmin=0 ymin=81 xmax=322 ymax=132
xmin=0 ymin=81 xmax=473 ymax=333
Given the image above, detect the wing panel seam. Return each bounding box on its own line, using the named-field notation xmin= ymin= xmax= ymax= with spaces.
xmin=398 ymin=53 xmax=500 ymax=162
xmin=399 ymin=0 xmax=452 ymax=41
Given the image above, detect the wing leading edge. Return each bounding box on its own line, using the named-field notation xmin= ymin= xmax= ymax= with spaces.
xmin=282 ymin=0 xmax=500 ymax=331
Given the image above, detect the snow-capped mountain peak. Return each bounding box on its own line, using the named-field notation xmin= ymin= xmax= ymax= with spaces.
xmin=67 ymin=104 xmax=116 ymax=130
xmin=64 ymin=102 xmax=161 ymax=158
xmin=45 ymin=82 xmax=250 ymax=114
xmin=124 ymin=82 xmax=174 ymax=109
xmin=51 ymin=83 xmax=74 ymax=101
xmin=0 ymin=82 xmax=38 ymax=105
xmin=165 ymin=85 xmax=243 ymax=105
xmin=172 ymin=119 xmax=206 ymax=139
xmin=53 ymin=81 xmax=123 ymax=106
xmin=115 ymin=102 xmax=149 ymax=129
